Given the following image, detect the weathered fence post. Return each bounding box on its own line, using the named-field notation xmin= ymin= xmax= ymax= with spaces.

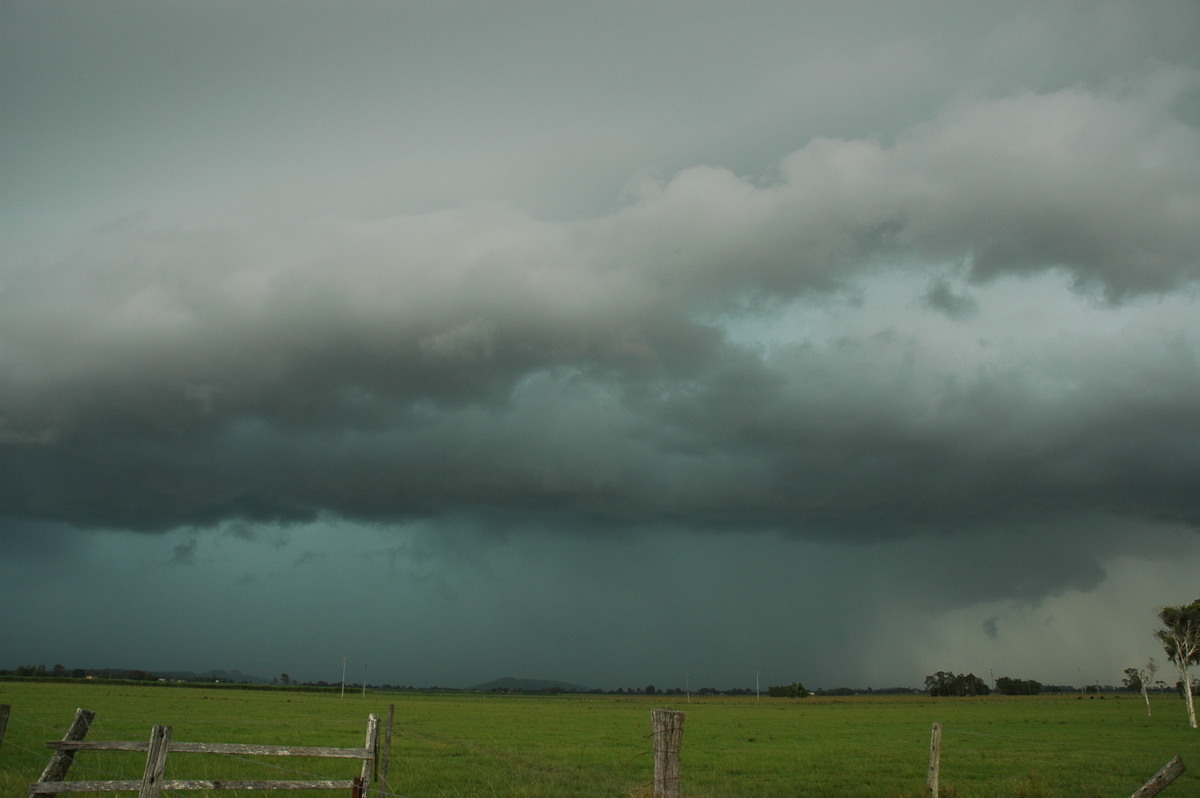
xmin=927 ymin=722 xmax=942 ymax=797
xmin=33 ymin=707 xmax=95 ymax=789
xmin=652 ymin=709 xmax=685 ymax=798
xmin=1130 ymin=756 xmax=1186 ymax=798
xmin=138 ymin=725 xmax=172 ymax=798
xmin=0 ymin=704 xmax=10 ymax=751
xmin=360 ymin=713 xmax=380 ymax=796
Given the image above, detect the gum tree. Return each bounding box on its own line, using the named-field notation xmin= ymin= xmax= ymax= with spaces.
xmin=1125 ymin=659 xmax=1160 ymax=717
xmin=1156 ymin=598 xmax=1200 ymax=728
xmin=1139 ymin=658 xmax=1159 ymax=718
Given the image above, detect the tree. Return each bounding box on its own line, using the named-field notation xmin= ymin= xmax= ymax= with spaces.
xmin=1156 ymin=597 xmax=1200 ymax=728
xmin=995 ymin=676 xmax=1041 ymax=696
xmin=767 ymin=682 xmax=811 ymax=699
xmin=1137 ymin=657 xmax=1156 ymax=720
xmin=924 ymin=671 xmax=989 ymax=697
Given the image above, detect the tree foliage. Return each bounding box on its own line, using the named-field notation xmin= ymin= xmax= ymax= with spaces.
xmin=995 ymin=676 xmax=1042 ymax=695
xmin=1126 ymin=659 xmax=1160 ymax=717
xmin=1156 ymin=597 xmax=1200 ymax=728
xmin=924 ymin=671 xmax=990 ymax=697
xmin=767 ymin=681 xmax=811 ymax=698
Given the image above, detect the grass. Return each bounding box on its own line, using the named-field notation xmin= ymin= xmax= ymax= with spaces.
xmin=1 ymin=681 xmax=1196 ymax=797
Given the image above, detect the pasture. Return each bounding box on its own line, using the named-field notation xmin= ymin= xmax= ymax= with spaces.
xmin=0 ymin=680 xmax=1196 ymax=797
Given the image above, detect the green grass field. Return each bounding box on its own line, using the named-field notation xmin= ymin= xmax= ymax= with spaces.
xmin=1 ymin=681 xmax=1196 ymax=797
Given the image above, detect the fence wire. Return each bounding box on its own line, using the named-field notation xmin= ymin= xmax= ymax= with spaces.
xmin=936 ymin=723 xmax=1172 ymax=796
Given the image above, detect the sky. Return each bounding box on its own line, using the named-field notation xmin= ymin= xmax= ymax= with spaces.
xmin=2 ymin=0 xmax=1200 ymax=692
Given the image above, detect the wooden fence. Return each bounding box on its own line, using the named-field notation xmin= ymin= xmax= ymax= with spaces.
xmin=15 ymin=704 xmax=1187 ymax=797
xmin=28 ymin=707 xmax=381 ymax=797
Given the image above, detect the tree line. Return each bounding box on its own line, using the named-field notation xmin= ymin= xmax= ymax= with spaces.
xmin=2 ymin=664 xmax=157 ymax=681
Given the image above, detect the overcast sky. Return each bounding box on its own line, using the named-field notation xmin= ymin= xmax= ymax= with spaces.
xmin=3 ymin=0 xmax=1200 ymax=691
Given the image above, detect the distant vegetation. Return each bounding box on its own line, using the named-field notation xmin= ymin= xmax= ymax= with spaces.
xmin=0 ymin=666 xmax=774 ymax=696
xmin=0 ymin=664 xmax=1147 ymax=697
xmin=924 ymin=671 xmax=990 ymax=696
xmin=472 ymin=677 xmax=593 ymax=693
xmin=994 ymin=676 xmax=1043 ymax=695
xmin=2 ymin=664 xmax=264 ymax=683
xmin=766 ymin=681 xmax=810 ymax=698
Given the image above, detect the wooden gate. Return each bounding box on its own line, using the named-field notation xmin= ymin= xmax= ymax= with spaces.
xmin=29 ymin=707 xmax=380 ymax=797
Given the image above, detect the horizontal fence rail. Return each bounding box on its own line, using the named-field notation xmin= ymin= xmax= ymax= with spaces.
xmin=28 ymin=708 xmax=380 ymax=797
xmin=30 ymin=778 xmax=365 ymax=793
xmin=46 ymin=741 xmax=371 ymax=758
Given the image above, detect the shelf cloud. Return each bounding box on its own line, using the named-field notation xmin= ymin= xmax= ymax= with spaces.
xmin=2 ymin=0 xmax=1198 ymax=689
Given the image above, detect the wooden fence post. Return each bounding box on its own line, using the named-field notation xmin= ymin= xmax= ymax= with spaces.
xmin=138 ymin=725 xmax=172 ymax=798
xmin=0 ymin=704 xmax=10 ymax=752
xmin=652 ymin=709 xmax=685 ymax=798
xmin=360 ymin=713 xmax=380 ymax=796
xmin=35 ymin=707 xmax=96 ymax=787
xmin=1130 ymin=756 xmax=1186 ymax=798
xmin=927 ymin=722 xmax=942 ymax=797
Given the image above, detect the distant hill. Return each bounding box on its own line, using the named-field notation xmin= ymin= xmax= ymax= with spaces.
xmin=471 ymin=676 xmax=594 ymax=693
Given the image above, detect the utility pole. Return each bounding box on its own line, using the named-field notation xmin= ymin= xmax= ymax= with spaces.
xmin=362 ymin=663 xmax=368 ymax=698
xmin=341 ymin=656 xmax=347 ymax=698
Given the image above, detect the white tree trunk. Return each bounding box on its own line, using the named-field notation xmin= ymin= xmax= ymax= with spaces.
xmin=1177 ymin=660 xmax=1197 ymax=729
xmin=1140 ymin=682 xmax=1152 ymax=717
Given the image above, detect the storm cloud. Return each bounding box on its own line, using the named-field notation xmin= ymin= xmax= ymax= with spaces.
xmin=2 ymin=0 xmax=1199 ymax=689
xmin=5 ymin=71 xmax=1200 ymax=534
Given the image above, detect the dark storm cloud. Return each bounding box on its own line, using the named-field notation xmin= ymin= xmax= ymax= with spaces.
xmin=6 ymin=2 xmax=1200 ymax=690
xmin=3 ymin=65 xmax=1199 ymax=542
xmin=923 ymin=276 xmax=978 ymax=319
